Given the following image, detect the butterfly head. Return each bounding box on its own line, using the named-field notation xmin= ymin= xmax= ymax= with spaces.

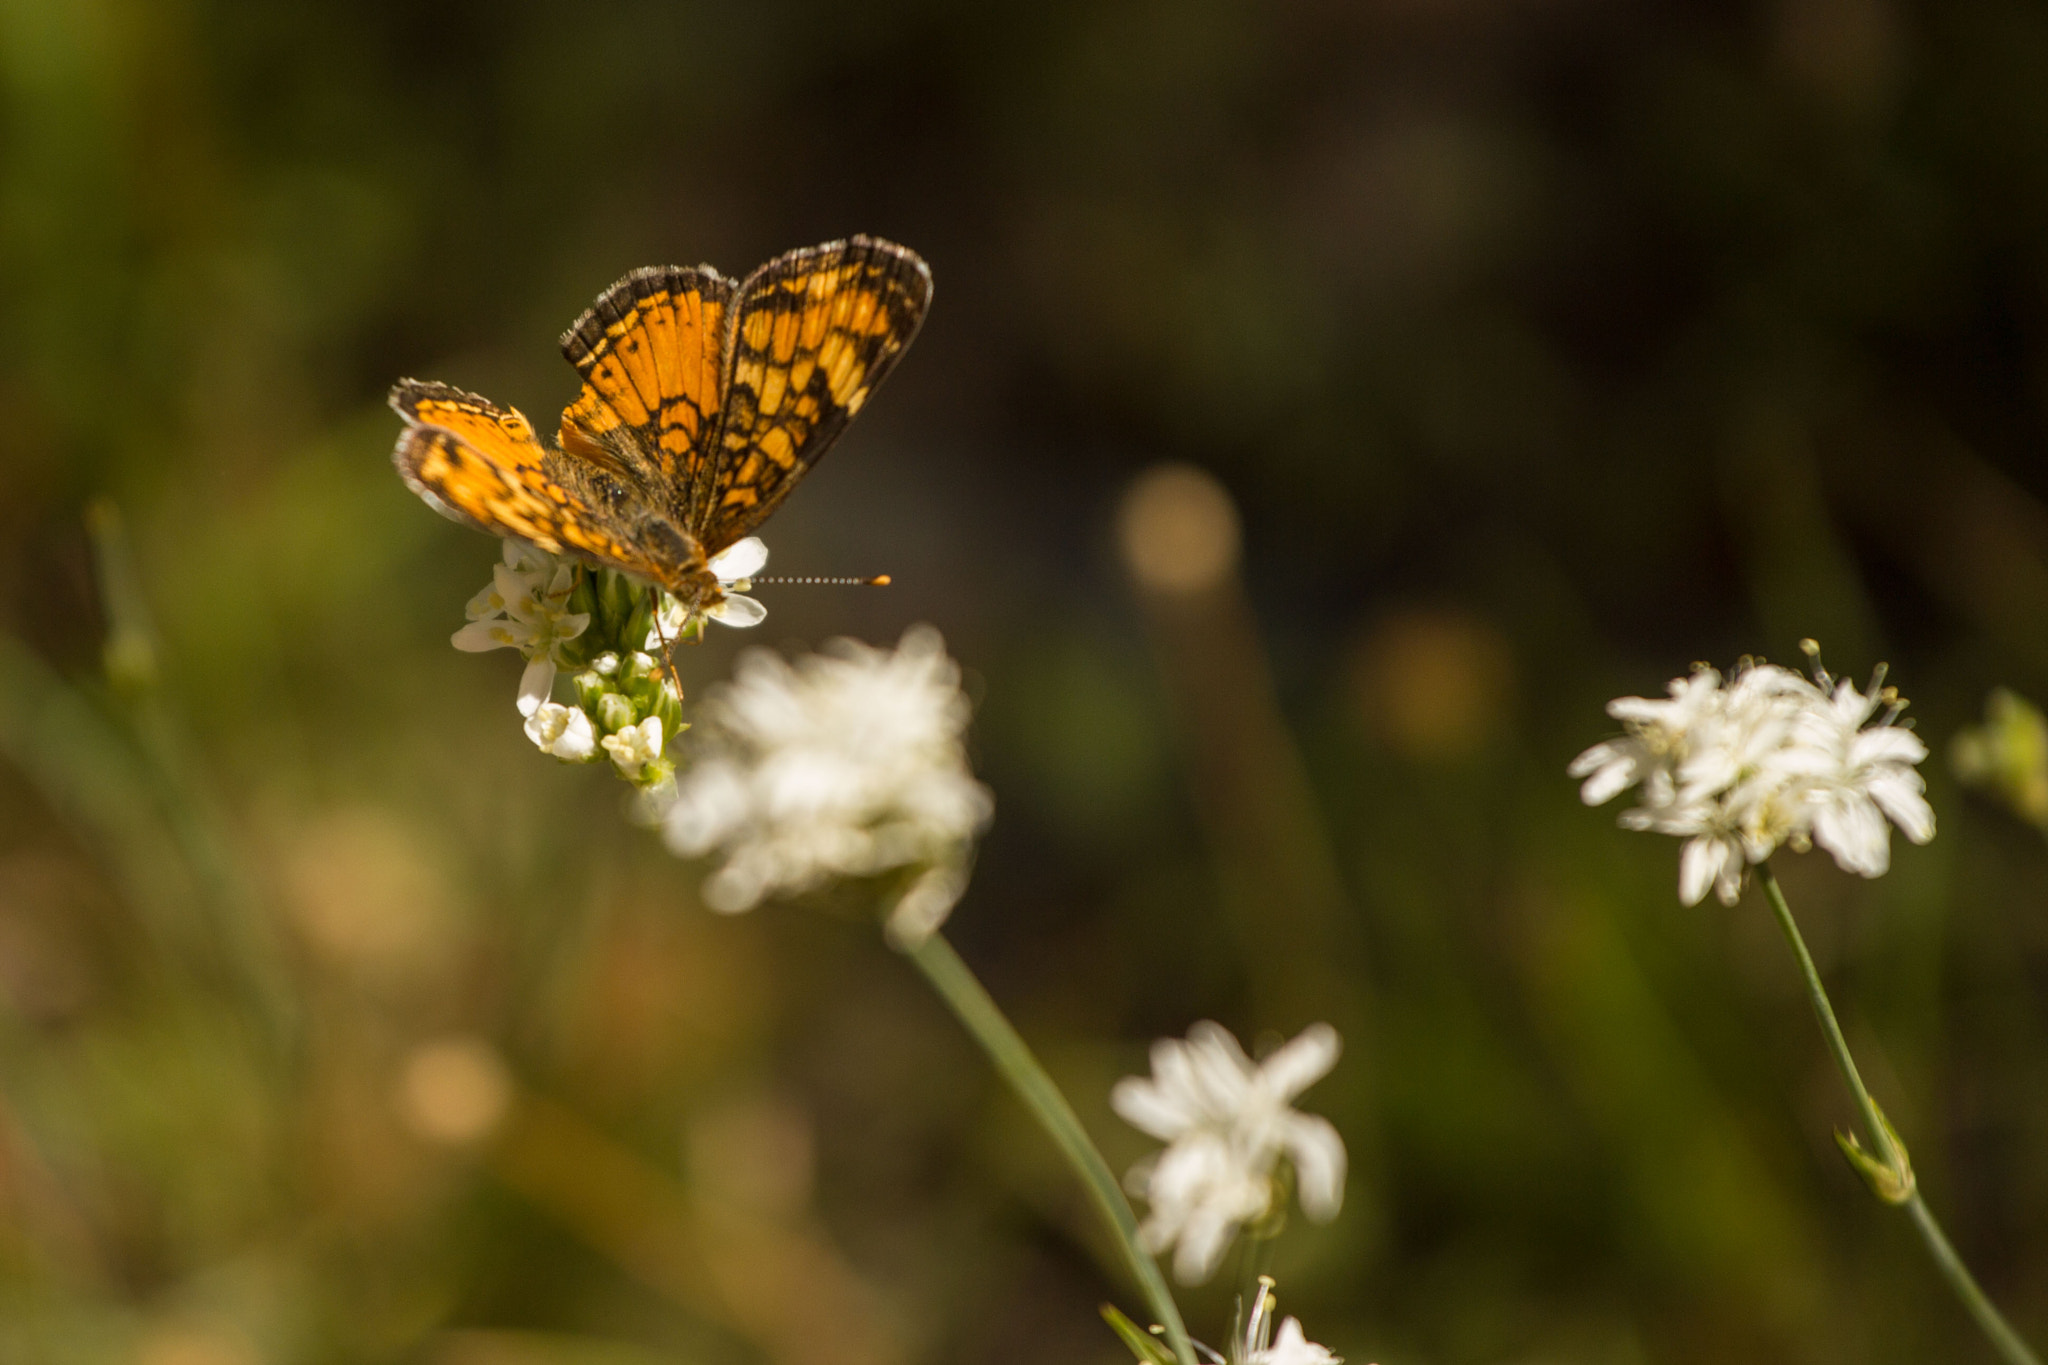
xmin=624 ymin=516 xmax=720 ymax=608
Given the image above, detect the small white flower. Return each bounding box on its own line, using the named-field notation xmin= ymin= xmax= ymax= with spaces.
xmin=1112 ymin=1022 xmax=1345 ymax=1283
xmin=1232 ymin=1279 xmax=1341 ymax=1365
xmin=646 ymin=537 xmax=771 ymax=647
xmin=1572 ymin=649 xmax=1934 ymax=904
xmin=1250 ymin=1319 xmax=1340 ymax=1365
xmin=655 ymin=625 xmax=992 ymax=940
xmin=1570 ymin=667 xmax=1726 ymax=806
xmin=601 ymin=716 xmax=665 ymax=775
xmin=524 ymin=702 xmax=597 ymax=761
xmin=454 ymin=541 xmax=591 ymax=715
xmin=1792 ymin=677 xmax=1935 ymax=876
xmin=705 ymin=536 xmax=769 ymax=627
xmin=1126 ymin=1133 xmax=1273 ymax=1285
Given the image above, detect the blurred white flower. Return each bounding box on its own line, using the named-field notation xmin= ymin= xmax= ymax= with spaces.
xmin=646 ymin=537 xmax=771 ymax=648
xmin=1792 ymin=677 xmax=1935 ymax=877
xmin=657 ymin=625 xmax=992 ymax=942
xmin=1112 ymin=1022 xmax=1345 ymax=1283
xmin=1571 ymin=649 xmax=1934 ymax=904
xmin=524 ymin=701 xmax=597 ymax=761
xmin=1233 ymin=1278 xmax=1341 ymax=1365
xmin=453 ymin=541 xmax=591 ymax=715
xmin=1250 ymin=1319 xmax=1340 ymax=1365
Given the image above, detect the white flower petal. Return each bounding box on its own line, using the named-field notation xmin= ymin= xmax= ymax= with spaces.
xmin=1282 ymin=1112 xmax=1347 ymax=1220
xmin=517 ymin=657 xmax=557 ymax=717
xmin=1851 ymin=726 xmax=1928 ymax=767
xmin=465 ymin=582 xmax=508 ymax=620
xmin=1259 ymin=1022 xmax=1341 ymax=1100
xmin=1678 ymin=835 xmax=1728 ymax=907
xmin=494 ymin=562 xmax=542 ymax=618
xmin=708 ymin=536 xmax=769 ymax=581
xmin=707 ymin=592 xmax=768 ymax=627
xmin=1112 ymin=1078 xmax=1194 ymax=1141
xmin=1869 ymin=771 xmax=1935 ymax=844
xmin=1814 ymin=793 xmax=1889 ymax=877
xmin=1714 ymin=853 xmax=1746 ymax=905
xmin=1171 ymin=1210 xmax=1237 ymax=1284
xmin=452 ymin=619 xmax=521 ymax=653
xmin=1577 ymin=753 xmax=1641 ymax=806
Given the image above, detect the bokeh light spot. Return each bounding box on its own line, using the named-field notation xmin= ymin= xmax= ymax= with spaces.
xmin=398 ymin=1035 xmax=513 ymax=1146
xmin=1118 ymin=463 xmax=1242 ymax=593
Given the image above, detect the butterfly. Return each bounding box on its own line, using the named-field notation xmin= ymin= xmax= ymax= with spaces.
xmin=390 ymin=235 xmax=932 ymax=621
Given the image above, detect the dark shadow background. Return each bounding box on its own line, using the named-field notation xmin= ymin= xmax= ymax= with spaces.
xmin=1 ymin=1 xmax=2046 ymax=1362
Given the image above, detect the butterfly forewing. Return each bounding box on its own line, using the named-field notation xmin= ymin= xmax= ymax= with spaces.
xmin=391 ymin=379 xmax=674 ymax=583
xmin=690 ymin=236 xmax=932 ymax=554
xmin=558 ymin=265 xmax=736 ymax=498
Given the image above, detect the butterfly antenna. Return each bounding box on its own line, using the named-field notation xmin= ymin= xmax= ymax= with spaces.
xmin=749 ymin=574 xmax=892 ymax=586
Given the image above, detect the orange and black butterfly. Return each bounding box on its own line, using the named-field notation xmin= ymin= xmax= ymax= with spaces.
xmin=390 ymin=236 xmax=931 ymax=618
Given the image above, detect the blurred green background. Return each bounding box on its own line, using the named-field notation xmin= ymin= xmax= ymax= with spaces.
xmin=2 ymin=0 xmax=2047 ymax=1361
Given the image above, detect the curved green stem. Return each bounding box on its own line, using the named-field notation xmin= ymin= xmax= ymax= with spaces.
xmin=1757 ymin=863 xmax=2041 ymax=1365
xmin=905 ymin=931 xmax=1195 ymax=1365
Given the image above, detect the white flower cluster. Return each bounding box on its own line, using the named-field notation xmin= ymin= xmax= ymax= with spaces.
xmin=452 ymin=539 xmax=773 ymax=784
xmin=453 ymin=540 xmax=592 ymax=717
xmin=455 ymin=538 xmax=769 ymax=718
xmin=656 ymin=625 xmax=993 ymax=944
xmin=1112 ymin=1022 xmax=1346 ymax=1284
xmin=1570 ymin=651 xmax=1935 ymax=906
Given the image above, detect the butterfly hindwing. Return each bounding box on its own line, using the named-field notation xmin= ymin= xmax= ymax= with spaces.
xmin=391 ymin=379 xmax=675 ymax=583
xmin=690 ymin=236 xmax=932 ymax=554
xmin=558 ymin=265 xmax=736 ymax=499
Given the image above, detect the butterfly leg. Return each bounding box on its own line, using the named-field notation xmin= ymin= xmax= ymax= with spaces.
xmin=646 ymin=585 xmax=688 ymax=705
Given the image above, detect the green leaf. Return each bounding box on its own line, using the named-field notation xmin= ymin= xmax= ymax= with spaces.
xmin=1100 ymin=1305 xmax=1178 ymax=1365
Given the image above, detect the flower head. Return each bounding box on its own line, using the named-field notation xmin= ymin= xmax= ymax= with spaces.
xmin=452 ymin=541 xmax=592 ymax=716
xmin=1571 ymin=646 xmax=1934 ymax=904
xmin=1112 ymin=1022 xmax=1345 ymax=1283
xmin=447 ymin=543 xmax=692 ymax=786
xmin=655 ymin=625 xmax=992 ymax=943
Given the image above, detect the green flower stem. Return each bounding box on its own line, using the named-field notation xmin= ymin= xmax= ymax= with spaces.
xmin=906 ymin=931 xmax=1195 ymax=1365
xmin=1757 ymin=863 xmax=2041 ymax=1365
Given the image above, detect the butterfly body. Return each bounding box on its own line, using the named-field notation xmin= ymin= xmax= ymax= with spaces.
xmin=392 ymin=236 xmax=931 ymax=616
